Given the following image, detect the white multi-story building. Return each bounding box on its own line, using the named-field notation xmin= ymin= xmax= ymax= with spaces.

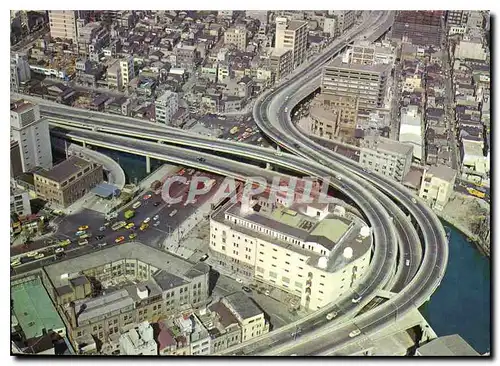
xmin=323 ymin=17 xmax=336 ymax=37
xmin=224 ymin=27 xmax=248 ymax=51
xmin=454 ymin=38 xmax=488 ymax=61
xmin=120 ymin=56 xmax=135 ymax=87
xmin=10 ymin=188 xmax=31 ymax=217
xmin=10 ymin=100 xmax=53 ymax=173
xmin=10 ymin=53 xmax=31 ymax=92
xmin=190 ymin=315 xmax=211 ymax=356
xmin=119 ymin=322 xmax=157 ymax=355
xmin=419 ymin=165 xmax=457 ymax=211
xmin=275 ymin=17 xmax=308 ymax=68
xmin=360 ymin=136 xmax=413 ymax=182
xmin=155 ymin=91 xmax=179 ymax=125
xmin=48 ymin=10 xmax=78 ymax=42
xmin=331 ymin=10 xmax=355 ymax=35
xmin=209 ymin=195 xmax=373 ymax=311
xmin=399 ymin=105 xmax=423 ymax=162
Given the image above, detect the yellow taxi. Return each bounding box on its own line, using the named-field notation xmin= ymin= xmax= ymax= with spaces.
xmin=125 ymin=222 xmax=135 ymax=229
xmin=129 ymin=233 xmax=137 ymax=240
xmin=78 ymin=225 xmax=89 ymax=231
xmin=140 ymin=223 xmax=149 ymax=231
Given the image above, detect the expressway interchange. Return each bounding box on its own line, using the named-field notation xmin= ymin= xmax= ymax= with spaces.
xmin=11 ymin=10 xmax=448 ymax=356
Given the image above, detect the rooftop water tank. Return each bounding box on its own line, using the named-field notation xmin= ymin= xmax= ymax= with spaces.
xmin=343 ymin=247 xmax=354 ymax=259
xmin=360 ymin=226 xmax=371 ymax=238
xmin=318 ymin=256 xmax=328 ymax=269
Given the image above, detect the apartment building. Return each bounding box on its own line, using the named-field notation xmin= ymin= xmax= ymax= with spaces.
xmin=10 ymin=100 xmax=53 ymax=173
xmin=155 ymin=91 xmax=179 ymax=125
xmin=77 ymin=22 xmax=109 ymax=57
xmin=275 ymin=17 xmax=308 ymax=68
xmin=205 ymin=302 xmax=242 ymax=353
xmin=10 ymin=188 xmax=31 ymax=217
xmin=392 ymin=11 xmax=444 ymax=46
xmin=419 ymin=165 xmax=457 ymax=211
xmin=224 ymin=27 xmax=248 ymax=51
xmin=359 ymin=136 xmax=414 ymax=182
xmin=446 ymin=10 xmax=468 ymax=27
xmin=175 ymin=45 xmax=198 ymax=69
xmin=332 ymin=10 xmax=355 ymax=35
xmin=321 ymin=94 xmax=359 ymax=138
xmin=107 ymin=60 xmax=122 ymax=90
xmin=48 ymin=10 xmax=78 ymax=42
xmin=33 ymin=156 xmax=103 ymax=208
xmin=11 ymin=54 xmax=31 ymax=92
xmin=120 ymin=56 xmax=135 ymax=88
xmin=43 ymin=242 xmax=210 ymax=350
xmin=323 ymin=17 xmax=336 ymax=37
xmin=321 ymin=58 xmax=390 ymax=111
xmin=399 ymin=105 xmax=424 ymax=162
xmin=269 ymin=48 xmax=293 ymax=81
xmin=221 ymin=292 xmax=269 ymax=343
xmin=209 ymin=195 xmax=373 ymax=311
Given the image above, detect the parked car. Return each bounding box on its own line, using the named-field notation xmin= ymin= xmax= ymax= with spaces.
xmin=154 ymin=201 xmax=161 ymax=207
xmin=199 ymin=254 xmax=209 ymax=262
xmin=115 ymin=236 xmax=125 ymax=243
xmin=242 ymin=286 xmax=252 ymax=293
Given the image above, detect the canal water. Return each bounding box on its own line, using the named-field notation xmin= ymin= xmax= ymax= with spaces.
xmin=420 ymin=222 xmax=491 ymax=354
xmin=60 ymin=146 xmax=491 ymax=354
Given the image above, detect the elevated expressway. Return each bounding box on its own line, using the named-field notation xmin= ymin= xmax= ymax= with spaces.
xmin=11 ymin=11 xmax=447 ymax=356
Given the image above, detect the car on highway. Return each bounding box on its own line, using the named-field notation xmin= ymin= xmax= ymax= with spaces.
xmin=265 ymin=290 xmax=271 ymax=296
xmin=143 ymin=194 xmax=152 ymax=200
xmin=349 ymin=329 xmax=361 ymax=338
xmin=26 ymin=251 xmax=39 ymax=258
xmin=11 ymin=259 xmax=21 ymax=267
xmin=78 ymin=239 xmax=89 ymax=246
xmin=326 ymin=311 xmax=338 ymax=320
xmin=153 ymin=215 xmax=160 ymax=221
xmin=362 ymin=168 xmax=370 ymax=173
xmin=405 ymin=259 xmax=410 ymax=266
xmin=75 ymin=230 xmax=86 ymax=236
xmin=235 ymin=278 xmax=243 ymax=284
xmin=242 ymin=286 xmax=252 ymax=293
xmin=199 ymin=254 xmax=209 ymax=262
xmin=129 ymin=233 xmax=137 ymax=240
xmin=154 ymin=201 xmax=161 ymax=207
xmin=143 ymin=217 xmax=151 ymax=224
xmin=55 ymin=247 xmax=64 ymax=254
xmin=411 ymin=197 xmax=417 ymax=204
xmin=115 ymin=236 xmax=125 ymax=243
xmin=78 ymin=225 xmax=89 ymax=231
xmin=125 ymin=223 xmax=135 ymax=229
xmin=35 ymin=253 xmax=45 ymax=260
xmin=352 ymin=296 xmax=362 ymax=304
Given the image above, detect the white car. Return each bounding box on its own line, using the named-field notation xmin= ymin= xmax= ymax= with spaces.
xmin=235 ymin=278 xmax=243 ymax=284
xmin=153 ymin=215 xmax=159 ymax=221
xmin=169 ymin=210 xmax=178 ymax=217
xmin=326 ymin=311 xmax=338 ymax=320
xmin=352 ymin=296 xmax=362 ymax=304
xmin=143 ymin=217 xmax=151 ymax=224
xmin=405 ymin=259 xmax=410 ymax=266
xmin=349 ymin=329 xmax=361 ymax=338
xmin=411 ymin=197 xmax=417 ymax=204
xmin=153 ymin=221 xmax=160 ymax=227
xmin=55 ymin=247 xmax=65 ymax=254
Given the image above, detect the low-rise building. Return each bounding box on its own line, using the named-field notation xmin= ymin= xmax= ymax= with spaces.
xmin=10 ymin=188 xmax=31 ymax=217
xmin=269 ymin=48 xmax=293 ymax=81
xmin=360 ymin=137 xmax=414 ymax=182
xmin=205 ymin=302 xmax=242 ymax=353
xmin=155 ymin=90 xmax=179 ymax=125
xmin=224 ymin=27 xmax=248 ymax=51
xmin=119 ymin=322 xmax=157 ymax=355
xmin=419 ymin=165 xmax=457 ymax=210
xmin=33 ymin=156 xmax=103 ymax=208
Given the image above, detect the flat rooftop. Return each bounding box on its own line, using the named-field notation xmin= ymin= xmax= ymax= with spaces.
xmin=44 ymin=241 xmax=210 ymax=289
xmin=35 ymin=156 xmax=94 ymax=183
xmin=213 ymin=199 xmax=372 ymax=273
xmin=287 ymin=20 xmax=307 ymax=31
xmin=224 ymin=291 xmax=262 ymax=320
xmin=11 ymin=277 xmax=65 ymax=340
xmin=326 ymin=57 xmax=391 ymax=74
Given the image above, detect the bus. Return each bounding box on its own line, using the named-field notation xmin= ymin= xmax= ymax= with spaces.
xmin=467 ymin=187 xmax=486 ymax=198
xmin=112 ymin=221 xmax=127 ymax=231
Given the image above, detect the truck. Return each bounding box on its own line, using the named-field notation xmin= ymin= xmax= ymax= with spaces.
xmin=230 ymin=126 xmax=239 ymax=135
xmin=467 ymin=187 xmax=486 ymax=198
xmin=124 ymin=210 xmax=135 ymax=220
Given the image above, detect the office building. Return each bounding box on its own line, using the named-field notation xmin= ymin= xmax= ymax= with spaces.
xmin=107 ymin=60 xmax=122 ymax=90
xmin=349 ymin=41 xmax=395 ymax=66
xmin=205 ymin=302 xmax=242 ymax=353
xmin=120 ymin=56 xmax=135 ymax=88
xmin=269 ymin=48 xmax=293 ymax=81
xmin=11 ymin=54 xmax=31 ymax=92
xmin=332 ymin=10 xmax=355 ymax=35
xmin=76 ymin=21 xmax=109 ymax=57
xmin=359 ymin=136 xmax=414 ymax=182
xmin=48 ymin=10 xmax=78 ymax=42
xmin=454 ymin=39 xmax=488 ymax=61
xmin=419 ymin=165 xmax=457 ymax=211
xmin=11 ymin=140 xmax=23 ymax=178
xmin=34 ymin=156 xmax=103 ymax=208
xmin=209 ymin=194 xmax=373 ymax=311
xmin=275 ymin=17 xmax=308 ymax=68
xmin=320 ymin=94 xmax=359 ymax=139
xmin=119 ymin=322 xmax=157 ymax=356
xmin=155 ymin=91 xmax=179 ymax=125
xmin=10 ymin=100 xmax=53 ymax=173
xmin=392 ymin=11 xmax=444 ymax=46
xmin=224 ymin=27 xmax=248 ymax=51
xmin=10 ymin=188 xmax=31 ymax=217
xmin=42 ymin=242 xmax=210 ymax=350
xmin=467 ymin=11 xmax=485 ymax=29
xmin=321 ymin=58 xmax=390 ymax=111
xmin=323 ymin=17 xmax=336 ymax=37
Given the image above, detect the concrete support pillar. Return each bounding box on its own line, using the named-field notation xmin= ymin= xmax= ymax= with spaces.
xmin=266 ymin=163 xmax=272 ymax=170
xmin=82 ymin=141 xmax=86 ymax=148
xmin=146 ymin=156 xmax=151 ymax=174
xmin=276 ymin=145 xmax=281 ymax=153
